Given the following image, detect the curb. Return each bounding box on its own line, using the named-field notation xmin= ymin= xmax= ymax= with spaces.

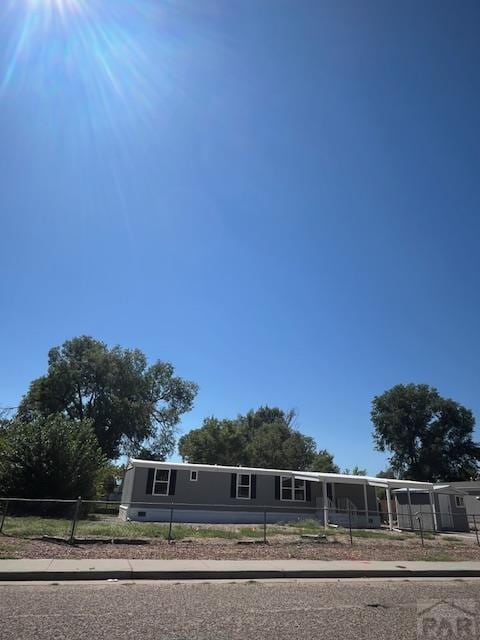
xmin=2 ymin=567 xmax=480 ymax=582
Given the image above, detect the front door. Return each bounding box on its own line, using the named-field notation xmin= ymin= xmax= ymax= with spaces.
xmin=438 ymin=494 xmax=453 ymax=530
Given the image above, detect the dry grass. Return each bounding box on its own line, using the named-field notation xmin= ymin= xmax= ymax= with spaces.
xmin=1 ymin=515 xmax=478 ymax=562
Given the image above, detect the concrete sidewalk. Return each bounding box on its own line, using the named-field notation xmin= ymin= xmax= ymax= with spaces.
xmin=1 ymin=559 xmax=480 ymax=581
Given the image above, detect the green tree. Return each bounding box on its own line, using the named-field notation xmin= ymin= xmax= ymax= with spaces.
xmin=374 ymin=468 xmax=396 ymax=500
xmin=376 ymin=467 xmax=397 ymax=479
xmin=246 ymin=422 xmax=316 ymax=470
xmin=0 ymin=414 xmax=104 ymax=499
xmin=371 ymin=383 xmax=480 ymax=482
xmin=98 ymin=463 xmax=125 ymax=496
xmin=308 ymin=449 xmax=340 ymax=473
xmin=343 ymin=466 xmax=367 ymax=476
xmin=178 ymin=406 xmax=317 ymax=470
xmin=18 ymin=336 xmax=198 ymax=459
xmin=177 ymin=417 xmax=245 ymax=465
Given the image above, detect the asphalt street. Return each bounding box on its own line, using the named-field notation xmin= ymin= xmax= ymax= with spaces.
xmin=1 ymin=579 xmax=480 ymax=640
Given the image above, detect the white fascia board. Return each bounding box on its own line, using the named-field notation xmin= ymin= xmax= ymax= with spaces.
xmin=129 ymin=459 xmax=318 ymax=478
xmin=130 ymin=459 xmax=370 ymax=482
xmin=293 ymin=474 xmax=321 ymax=483
xmin=384 ymin=480 xmax=434 ymax=490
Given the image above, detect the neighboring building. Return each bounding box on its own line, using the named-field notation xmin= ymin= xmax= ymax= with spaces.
xmin=119 ymin=459 xmax=436 ymax=528
xmin=393 ymin=488 xmax=470 ymax=532
xmin=438 ymin=480 xmax=480 ymax=527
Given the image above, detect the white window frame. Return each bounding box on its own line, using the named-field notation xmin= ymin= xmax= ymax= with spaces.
xmin=190 ymin=470 xmax=198 ymax=482
xmin=280 ymin=475 xmax=306 ymax=502
xmin=153 ymin=468 xmax=171 ymax=496
xmin=455 ymin=496 xmax=464 ymax=508
xmin=236 ymin=473 xmax=252 ymax=499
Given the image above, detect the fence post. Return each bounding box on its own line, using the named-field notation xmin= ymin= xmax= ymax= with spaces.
xmin=348 ymin=505 xmax=353 ymax=545
xmin=0 ymin=500 xmax=8 ymax=534
xmin=263 ymin=510 xmax=267 ymax=544
xmin=416 ymin=514 xmax=424 ymax=547
xmin=69 ymin=496 xmax=82 ymax=544
xmin=473 ymin=514 xmax=480 ymax=547
xmin=167 ymin=506 xmax=174 ymax=542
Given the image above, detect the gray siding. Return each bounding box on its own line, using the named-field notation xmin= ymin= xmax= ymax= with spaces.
xmin=444 ymin=494 xmax=470 ymax=532
xmin=464 ymin=492 xmax=480 ymax=524
xmin=395 ymin=492 xmax=436 ymax=531
xmin=120 ymin=467 xmax=135 ymax=503
xmin=121 ymin=466 xmax=382 ymax=526
xmin=130 ymin=467 xmax=316 ymax=509
xmin=395 ymin=492 xmax=469 ymax=532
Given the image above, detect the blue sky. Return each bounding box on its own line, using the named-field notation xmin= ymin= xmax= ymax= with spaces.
xmin=1 ymin=0 xmax=479 ymax=474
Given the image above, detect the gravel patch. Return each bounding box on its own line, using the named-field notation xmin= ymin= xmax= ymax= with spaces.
xmin=2 ymin=534 xmax=479 ymax=561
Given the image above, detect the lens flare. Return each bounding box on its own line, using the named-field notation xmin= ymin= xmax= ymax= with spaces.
xmin=0 ymin=0 xmax=178 ymax=136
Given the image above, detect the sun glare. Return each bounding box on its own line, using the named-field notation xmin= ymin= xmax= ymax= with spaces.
xmin=0 ymin=0 xmax=170 ymax=135
xmin=27 ymin=0 xmax=84 ymax=13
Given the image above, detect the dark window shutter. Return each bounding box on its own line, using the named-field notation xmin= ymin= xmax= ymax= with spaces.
xmin=306 ymin=481 xmax=311 ymax=501
xmin=230 ymin=473 xmax=237 ymax=498
xmin=274 ymin=476 xmax=280 ymax=500
xmin=168 ymin=470 xmax=177 ymax=496
xmin=251 ymin=475 xmax=257 ymax=499
xmin=146 ymin=468 xmax=155 ymax=495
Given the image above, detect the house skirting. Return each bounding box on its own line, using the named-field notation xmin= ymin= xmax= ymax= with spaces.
xmin=119 ymin=505 xmax=382 ymax=528
xmin=119 ymin=505 xmax=318 ymax=525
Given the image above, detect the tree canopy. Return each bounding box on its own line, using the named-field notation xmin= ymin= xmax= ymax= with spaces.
xmin=376 ymin=467 xmax=397 ymax=480
xmin=0 ymin=414 xmax=105 ymax=499
xmin=178 ymin=406 xmax=336 ymax=471
xmin=18 ymin=336 xmax=198 ymax=459
xmin=371 ymin=383 xmax=480 ymax=482
xmin=308 ymin=449 xmax=340 ymax=473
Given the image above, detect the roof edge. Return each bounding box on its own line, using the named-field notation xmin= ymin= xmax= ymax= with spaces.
xmin=129 ymin=459 xmax=434 ymax=488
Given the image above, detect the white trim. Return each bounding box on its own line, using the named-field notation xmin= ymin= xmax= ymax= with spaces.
xmin=280 ymin=476 xmax=306 ymax=502
xmin=406 ymin=488 xmax=413 ymax=530
xmin=190 ymin=470 xmax=198 ymax=482
xmin=429 ymin=490 xmax=438 ymax=532
xmin=386 ymin=487 xmax=393 ymax=530
xmin=363 ymin=481 xmax=369 ymax=518
xmin=152 ymin=468 xmax=171 ymax=496
xmin=322 ymin=480 xmax=328 ymax=529
xmin=293 ymin=474 xmax=320 ymax=483
xmin=236 ymin=472 xmax=252 ymax=500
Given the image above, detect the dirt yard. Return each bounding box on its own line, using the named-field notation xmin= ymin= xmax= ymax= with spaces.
xmin=1 ymin=532 xmax=479 ymax=562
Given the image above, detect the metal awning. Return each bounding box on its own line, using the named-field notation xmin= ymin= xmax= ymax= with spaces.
xmin=368 ymin=481 xmax=388 ymax=489
xmin=293 ymin=474 xmax=320 ymax=483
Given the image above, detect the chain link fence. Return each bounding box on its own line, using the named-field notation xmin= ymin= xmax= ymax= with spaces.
xmin=0 ymin=497 xmax=479 ymax=548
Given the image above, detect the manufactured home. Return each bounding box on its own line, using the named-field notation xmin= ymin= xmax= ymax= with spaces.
xmin=119 ymin=459 xmax=440 ymax=529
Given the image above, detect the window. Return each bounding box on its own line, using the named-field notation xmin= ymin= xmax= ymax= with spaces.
xmin=153 ymin=468 xmax=170 ymax=495
xmin=455 ymin=496 xmax=465 ymax=508
xmin=281 ymin=476 xmax=305 ymax=501
xmin=236 ymin=473 xmax=251 ymax=499
xmin=190 ymin=470 xmax=198 ymax=482
xmin=138 ymin=511 xmax=146 ymax=517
